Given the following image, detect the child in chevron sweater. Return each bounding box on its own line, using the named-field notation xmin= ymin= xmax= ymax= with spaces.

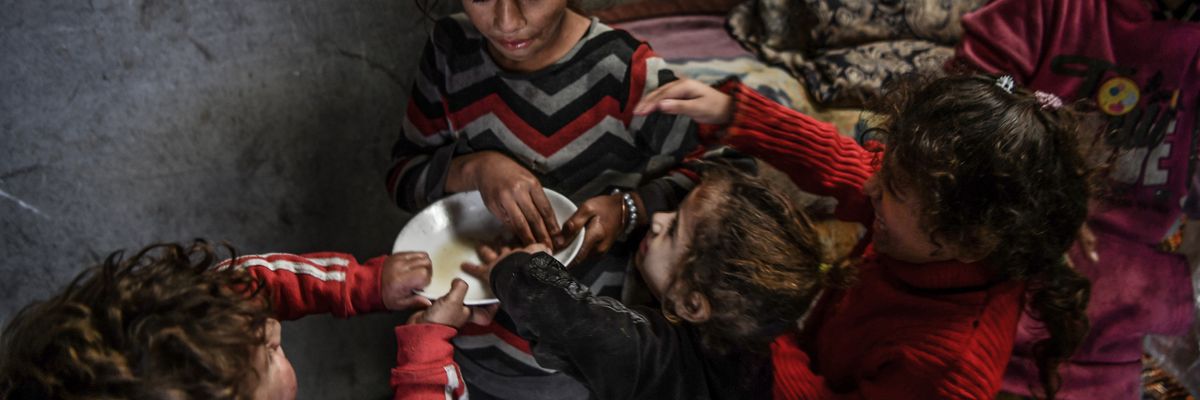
xmin=386 ymin=0 xmax=740 ymax=397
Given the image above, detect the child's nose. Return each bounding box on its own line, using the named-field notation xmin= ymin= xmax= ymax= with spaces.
xmin=494 ymin=0 xmax=526 ymax=34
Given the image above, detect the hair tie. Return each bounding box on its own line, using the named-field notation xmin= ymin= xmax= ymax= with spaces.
xmin=1034 ymin=90 xmax=1064 ymax=110
xmin=996 ymin=75 xmax=1015 ymax=93
xmin=818 ymin=263 xmax=832 ymax=275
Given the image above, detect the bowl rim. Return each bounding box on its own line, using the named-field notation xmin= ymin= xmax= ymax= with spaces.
xmin=394 ymin=188 xmax=585 ymax=305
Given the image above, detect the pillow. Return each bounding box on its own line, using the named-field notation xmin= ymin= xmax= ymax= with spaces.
xmin=800 ymin=39 xmax=954 ymax=107
xmin=728 ymin=0 xmax=981 ymax=107
xmin=730 ymin=0 xmax=986 ymax=50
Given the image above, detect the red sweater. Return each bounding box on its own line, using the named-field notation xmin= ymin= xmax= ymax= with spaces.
xmin=711 ymin=82 xmax=1026 ymax=399
xmin=221 ymin=253 xmax=465 ymax=400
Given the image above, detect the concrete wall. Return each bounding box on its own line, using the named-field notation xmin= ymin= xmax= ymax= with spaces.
xmin=1 ymin=1 xmax=458 ymax=398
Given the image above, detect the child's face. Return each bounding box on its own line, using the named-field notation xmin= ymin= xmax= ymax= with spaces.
xmin=462 ymin=0 xmax=573 ymax=71
xmin=634 ymin=188 xmax=704 ymax=299
xmin=864 ymin=173 xmax=958 ymax=264
xmin=251 ymin=319 xmax=297 ymax=400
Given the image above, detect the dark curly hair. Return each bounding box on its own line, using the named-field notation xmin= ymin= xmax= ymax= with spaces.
xmin=0 ymin=241 xmax=272 ymax=399
xmin=868 ymin=74 xmax=1096 ymax=399
xmin=664 ymin=163 xmax=852 ymax=356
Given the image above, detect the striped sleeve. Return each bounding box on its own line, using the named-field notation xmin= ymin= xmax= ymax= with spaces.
xmin=388 ymin=35 xmax=457 ymax=212
xmin=391 ymin=324 xmax=468 ymax=400
xmin=712 ymin=80 xmax=878 ymax=225
xmin=627 ymin=44 xmax=706 ymax=216
xmin=220 ymin=252 xmax=387 ymax=321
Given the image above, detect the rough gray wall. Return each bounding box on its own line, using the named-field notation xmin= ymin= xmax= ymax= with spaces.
xmin=1 ymin=1 xmax=456 ymax=398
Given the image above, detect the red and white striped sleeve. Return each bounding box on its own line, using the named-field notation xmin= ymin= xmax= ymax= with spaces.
xmin=391 ymin=324 xmax=468 ymax=400
xmin=220 ymin=252 xmax=388 ymax=321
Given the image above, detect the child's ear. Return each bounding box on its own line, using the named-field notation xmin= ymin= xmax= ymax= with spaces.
xmin=673 ymin=291 xmax=712 ymax=323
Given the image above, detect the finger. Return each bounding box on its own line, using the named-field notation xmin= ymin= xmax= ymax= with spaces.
xmin=502 ymin=195 xmax=536 ymax=245
xmin=562 ymin=207 xmax=592 ymax=239
xmin=469 ymin=304 xmax=501 ymax=326
xmin=530 ymin=186 xmax=560 ymax=237
xmin=476 ymin=244 xmax=500 ymax=264
xmin=445 ymin=278 xmax=469 ymax=303
xmin=461 ymin=262 xmax=490 ymax=282
xmin=516 ymin=190 xmax=552 ymax=247
xmin=408 ymin=257 xmax=433 ymax=287
xmin=407 ymin=310 xmax=427 ymax=325
xmin=523 ymin=242 xmax=551 ymax=255
xmin=575 ymin=218 xmax=606 ymax=264
xmin=396 ymin=295 xmax=433 ymax=310
xmin=634 ymin=79 xmax=689 ymax=115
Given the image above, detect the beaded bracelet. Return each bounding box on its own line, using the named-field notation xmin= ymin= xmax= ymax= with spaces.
xmin=612 ymin=188 xmax=638 ymax=238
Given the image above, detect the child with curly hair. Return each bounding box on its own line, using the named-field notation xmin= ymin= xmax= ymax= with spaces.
xmin=0 ymin=242 xmax=440 ymax=399
xmin=390 ymin=163 xmax=850 ymax=400
xmin=635 ymin=73 xmax=1096 ymax=399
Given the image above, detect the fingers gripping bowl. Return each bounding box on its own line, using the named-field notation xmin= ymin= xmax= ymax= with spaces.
xmin=392 ymin=189 xmax=585 ymax=305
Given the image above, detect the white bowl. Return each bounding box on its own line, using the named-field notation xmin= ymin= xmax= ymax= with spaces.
xmin=392 ymin=189 xmax=585 ymax=305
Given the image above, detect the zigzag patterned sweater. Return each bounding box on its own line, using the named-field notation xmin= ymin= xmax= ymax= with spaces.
xmin=385 ymin=15 xmax=707 ymax=398
xmin=387 ymin=14 xmax=699 ymax=217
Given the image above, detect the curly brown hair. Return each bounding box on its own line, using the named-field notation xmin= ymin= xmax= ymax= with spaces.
xmin=0 ymin=241 xmax=272 ymax=400
xmin=868 ymin=74 xmax=1096 ymax=399
xmin=664 ymin=163 xmax=852 ymax=356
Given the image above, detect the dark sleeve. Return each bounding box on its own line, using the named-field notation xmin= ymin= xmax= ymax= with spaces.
xmin=490 ymin=251 xmax=709 ymax=400
xmin=386 ymin=31 xmax=458 ymax=212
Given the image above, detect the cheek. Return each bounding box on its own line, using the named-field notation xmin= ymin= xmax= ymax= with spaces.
xmin=272 ymin=351 xmax=298 ymax=400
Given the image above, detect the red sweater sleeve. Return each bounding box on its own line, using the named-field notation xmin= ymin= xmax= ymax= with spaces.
xmin=705 ymin=81 xmax=877 ymax=225
xmin=772 ymin=332 xmax=1003 ymax=400
xmin=222 ymin=252 xmax=387 ymax=321
xmin=391 ymin=324 xmax=467 ymax=400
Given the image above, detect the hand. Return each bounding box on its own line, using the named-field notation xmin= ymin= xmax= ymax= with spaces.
xmin=407 ymin=279 xmax=500 ymax=328
xmin=462 ymin=242 xmax=552 ymax=290
xmin=559 ymin=193 xmax=624 ymax=265
xmin=454 ymin=152 xmax=559 ymax=247
xmin=381 ymin=252 xmax=433 ymax=311
xmin=633 ymin=78 xmax=734 ymax=125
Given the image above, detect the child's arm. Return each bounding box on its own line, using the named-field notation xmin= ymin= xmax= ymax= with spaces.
xmin=488 ymin=251 xmax=713 ymax=400
xmin=772 ymin=332 xmax=995 ymax=400
xmin=222 ymin=252 xmax=432 ymax=321
xmin=391 ymin=279 xmax=486 ymax=400
xmin=635 ymin=77 xmax=876 ymax=225
xmin=710 ymin=80 xmax=877 ymax=225
xmin=391 ymin=324 xmax=465 ymax=400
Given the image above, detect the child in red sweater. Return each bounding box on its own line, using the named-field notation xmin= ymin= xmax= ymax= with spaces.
xmin=635 ymin=74 xmax=1095 ymax=399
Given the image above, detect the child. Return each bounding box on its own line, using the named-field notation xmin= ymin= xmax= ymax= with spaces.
xmin=387 ymin=0 xmax=745 ymax=395
xmin=0 ymin=241 xmax=440 ymax=399
xmin=952 ymin=0 xmax=1199 ymax=397
xmin=391 ymin=164 xmax=848 ymax=400
xmin=635 ymin=74 xmax=1095 ymax=399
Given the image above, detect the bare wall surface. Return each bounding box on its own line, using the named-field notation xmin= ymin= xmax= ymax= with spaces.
xmin=1 ymin=1 xmax=457 ymax=398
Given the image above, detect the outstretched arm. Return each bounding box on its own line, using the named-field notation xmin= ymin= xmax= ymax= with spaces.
xmin=487 ymin=251 xmax=709 ymax=400
xmin=637 ymin=78 xmax=878 ymax=225
xmin=221 ymin=251 xmax=432 ymax=320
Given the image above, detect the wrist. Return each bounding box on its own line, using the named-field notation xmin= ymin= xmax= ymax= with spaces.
xmin=447 ymin=151 xmax=499 ymax=192
xmin=611 ymin=189 xmax=639 ymax=238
